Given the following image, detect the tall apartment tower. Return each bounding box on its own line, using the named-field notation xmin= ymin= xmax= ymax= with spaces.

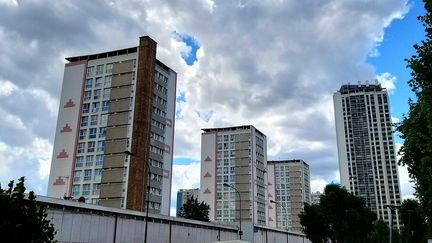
xmin=47 ymin=36 xmax=176 ymax=215
xmin=334 ymin=83 xmax=401 ymax=227
xmin=176 ymin=188 xmax=200 ymax=214
xmin=200 ymin=125 xmax=268 ymax=226
xmin=267 ymin=160 xmax=311 ymax=232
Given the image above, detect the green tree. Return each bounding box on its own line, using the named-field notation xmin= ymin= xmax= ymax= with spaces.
xmin=370 ymin=219 xmax=389 ymax=243
xmin=299 ymin=203 xmax=330 ymax=243
xmin=0 ymin=177 xmax=56 ymax=242
xmin=397 ymin=0 xmax=432 ymax=235
xmin=299 ymin=184 xmax=376 ymax=243
xmin=177 ymin=196 xmax=210 ymax=222
xmin=399 ymin=199 xmax=427 ymax=243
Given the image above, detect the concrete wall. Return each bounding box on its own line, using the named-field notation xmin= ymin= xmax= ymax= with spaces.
xmin=39 ymin=196 xmax=310 ymax=243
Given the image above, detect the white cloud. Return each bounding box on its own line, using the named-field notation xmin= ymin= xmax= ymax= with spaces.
xmin=376 ymin=72 xmax=397 ymax=93
xmin=0 ymin=137 xmax=53 ymax=194
xmin=0 ymin=0 xmax=414 ymax=202
xmin=170 ymin=162 xmax=201 ymax=216
xmin=0 ymin=79 xmax=17 ymax=96
xmin=311 ymin=178 xmax=327 ymax=193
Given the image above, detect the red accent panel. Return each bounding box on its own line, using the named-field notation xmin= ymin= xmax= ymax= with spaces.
xmin=165 ymin=144 xmax=171 ymax=154
xmin=204 ymin=156 xmax=212 ymax=162
xmin=60 ymin=123 xmax=72 ymax=133
xmin=203 ymin=188 xmax=211 ymax=194
xmin=204 ymin=172 xmax=212 ymax=178
xmin=56 ymin=149 xmax=69 ymax=159
xmin=166 ymin=118 xmax=172 ymax=127
xmin=163 ymin=170 xmax=169 ymax=178
xmin=64 ymin=99 xmax=76 ymax=108
xmin=53 ymin=176 xmax=66 ymax=185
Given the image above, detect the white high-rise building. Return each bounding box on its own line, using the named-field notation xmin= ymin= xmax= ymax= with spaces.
xmin=47 ymin=36 xmax=176 ymax=215
xmin=200 ymin=125 xmax=268 ymax=226
xmin=267 ymin=160 xmax=311 ymax=232
xmin=334 ymin=83 xmax=401 ymax=227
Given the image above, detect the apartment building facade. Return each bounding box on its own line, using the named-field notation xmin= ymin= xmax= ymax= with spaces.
xmin=334 ymin=83 xmax=401 ymax=227
xmin=200 ymin=125 xmax=268 ymax=226
xmin=47 ymin=36 xmax=176 ymax=215
xmin=267 ymin=160 xmax=311 ymax=232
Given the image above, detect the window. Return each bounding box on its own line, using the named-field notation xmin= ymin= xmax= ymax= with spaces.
xmin=90 ymin=115 xmax=98 ymax=126
xmin=92 ymin=102 xmax=100 ymax=113
xmin=72 ymin=185 xmax=80 ymax=196
xmin=85 ymin=155 xmax=94 ymax=166
xmin=77 ymin=143 xmax=85 ymax=153
xmin=79 ymin=129 xmax=87 ymax=140
xmin=84 ymin=170 xmax=92 ymax=181
xmin=76 ymin=156 xmax=84 ymax=167
xmin=104 ymin=75 xmax=112 ymax=86
xmin=85 ymin=78 xmax=92 ymax=89
xmin=97 ymin=141 xmax=105 ymax=152
xmin=96 ymin=155 xmax=104 ymax=166
xmin=94 ymin=169 xmax=102 ymax=181
xmin=102 ymin=101 xmax=110 ymax=112
xmin=87 ymin=141 xmax=95 ymax=152
xmin=82 ymin=184 xmax=90 ymax=195
xmin=95 ymin=77 xmax=103 ymax=87
xmin=89 ymin=128 xmax=97 ymax=139
xmin=81 ymin=116 xmax=88 ymax=127
xmin=84 ymin=91 xmax=91 ymax=101
xmin=74 ymin=171 xmax=82 ymax=182
xmin=103 ymin=88 xmax=111 ymax=99
xmin=100 ymin=114 xmax=108 ymax=126
xmin=92 ymin=184 xmax=100 ymax=195
xmin=106 ymin=64 xmax=113 ymax=74
xmin=82 ymin=103 xmax=90 ymax=113
xmin=99 ymin=127 xmax=106 ymax=138
xmin=86 ymin=67 xmax=94 ymax=77
xmin=96 ymin=65 xmax=104 ymax=75
xmin=93 ymin=89 xmax=101 ymax=99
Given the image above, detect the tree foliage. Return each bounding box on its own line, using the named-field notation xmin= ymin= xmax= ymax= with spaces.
xmin=300 ymin=184 xmax=376 ymax=243
xmin=397 ymin=0 xmax=432 ymax=235
xmin=177 ymin=196 xmax=210 ymax=222
xmin=399 ymin=199 xmax=427 ymax=242
xmin=0 ymin=177 xmax=56 ymax=242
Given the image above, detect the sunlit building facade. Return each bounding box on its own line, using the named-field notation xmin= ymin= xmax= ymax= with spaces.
xmin=334 ymin=83 xmax=401 ymax=227
xmin=47 ymin=36 xmax=176 ymax=215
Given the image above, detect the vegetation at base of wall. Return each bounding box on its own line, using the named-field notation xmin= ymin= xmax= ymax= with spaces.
xmin=177 ymin=196 xmax=210 ymax=222
xmin=0 ymin=177 xmax=56 ymax=242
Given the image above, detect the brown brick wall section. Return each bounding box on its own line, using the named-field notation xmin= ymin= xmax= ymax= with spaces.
xmin=126 ymin=36 xmax=157 ymax=211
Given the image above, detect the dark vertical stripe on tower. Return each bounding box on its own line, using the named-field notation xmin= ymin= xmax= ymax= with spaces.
xmin=126 ymin=36 xmax=157 ymax=211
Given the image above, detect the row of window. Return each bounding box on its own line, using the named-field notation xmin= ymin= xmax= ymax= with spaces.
xmin=81 ymin=114 xmax=108 ymax=127
xmin=154 ymin=94 xmax=167 ymax=106
xmin=153 ymin=107 xmax=166 ymax=118
xmin=150 ymin=145 xmax=164 ymax=155
xmin=151 ymin=119 xmax=166 ymax=131
xmin=80 ymin=127 xmax=107 ymax=140
xmin=84 ymin=89 xmax=111 ymax=101
xmin=74 ymin=168 xmax=103 ymax=182
xmin=150 ymin=132 xmax=165 ymax=143
xmin=72 ymin=183 xmax=100 ymax=196
xmin=76 ymin=155 xmax=104 ymax=167
xmin=82 ymin=101 xmax=110 ymax=114
xmin=77 ymin=141 xmax=105 ymax=153
xmin=86 ymin=63 xmax=114 ymax=77
xmin=155 ymin=70 xmax=169 ymax=83
xmin=154 ymin=82 xmax=168 ymax=95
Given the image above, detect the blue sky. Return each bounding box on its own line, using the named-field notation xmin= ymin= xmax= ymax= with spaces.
xmin=368 ymin=0 xmax=425 ymax=144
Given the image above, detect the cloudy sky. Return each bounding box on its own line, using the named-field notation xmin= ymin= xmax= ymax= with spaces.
xmin=0 ymin=0 xmax=425 ymax=216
